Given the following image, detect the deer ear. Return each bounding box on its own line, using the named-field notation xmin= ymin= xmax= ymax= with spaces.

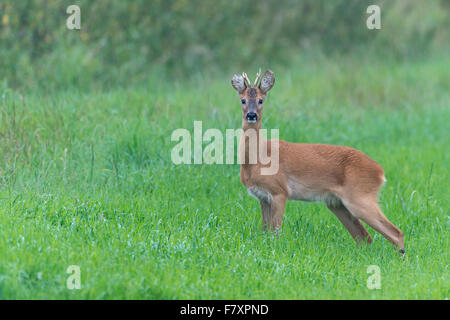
xmin=259 ymin=70 xmax=275 ymax=93
xmin=231 ymin=74 xmax=246 ymax=94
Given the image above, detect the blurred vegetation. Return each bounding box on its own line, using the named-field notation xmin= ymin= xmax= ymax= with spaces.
xmin=0 ymin=0 xmax=449 ymax=90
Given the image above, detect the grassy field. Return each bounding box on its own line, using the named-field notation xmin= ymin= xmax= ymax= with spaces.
xmin=0 ymin=54 xmax=448 ymax=299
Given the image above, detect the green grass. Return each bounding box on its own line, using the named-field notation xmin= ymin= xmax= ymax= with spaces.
xmin=0 ymin=54 xmax=449 ymax=299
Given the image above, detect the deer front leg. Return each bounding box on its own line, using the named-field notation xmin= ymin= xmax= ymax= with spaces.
xmin=259 ymin=194 xmax=287 ymax=233
xmin=260 ymin=200 xmax=271 ymax=232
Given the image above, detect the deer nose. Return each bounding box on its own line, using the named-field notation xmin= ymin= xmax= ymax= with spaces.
xmin=246 ymin=112 xmax=258 ymax=122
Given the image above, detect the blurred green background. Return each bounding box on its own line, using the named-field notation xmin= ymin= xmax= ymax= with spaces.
xmin=1 ymin=0 xmax=449 ymax=90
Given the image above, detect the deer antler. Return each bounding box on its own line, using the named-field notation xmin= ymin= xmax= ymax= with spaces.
xmin=253 ymin=68 xmax=261 ymax=87
xmin=242 ymin=72 xmax=252 ymax=88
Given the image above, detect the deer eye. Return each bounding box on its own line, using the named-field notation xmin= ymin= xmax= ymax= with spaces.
xmin=258 ymin=99 xmax=263 ymax=104
xmin=241 ymin=99 xmax=246 ymax=104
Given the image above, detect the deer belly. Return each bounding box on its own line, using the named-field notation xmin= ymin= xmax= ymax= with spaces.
xmin=287 ymin=179 xmax=340 ymax=206
xmin=247 ymin=186 xmax=272 ymax=203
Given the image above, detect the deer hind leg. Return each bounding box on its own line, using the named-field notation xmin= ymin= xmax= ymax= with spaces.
xmin=342 ymin=196 xmax=404 ymax=251
xmin=326 ymin=203 xmax=372 ymax=244
xmin=259 ymin=194 xmax=287 ymax=233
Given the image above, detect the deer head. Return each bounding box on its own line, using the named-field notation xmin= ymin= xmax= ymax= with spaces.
xmin=231 ymin=69 xmax=275 ymax=127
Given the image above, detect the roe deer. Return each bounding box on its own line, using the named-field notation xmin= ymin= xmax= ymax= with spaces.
xmin=231 ymin=69 xmax=405 ymax=253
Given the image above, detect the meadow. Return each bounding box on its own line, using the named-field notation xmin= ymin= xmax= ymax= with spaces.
xmin=0 ymin=52 xmax=449 ymax=299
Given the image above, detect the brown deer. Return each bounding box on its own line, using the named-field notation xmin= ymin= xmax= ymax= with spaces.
xmin=231 ymin=69 xmax=405 ymax=253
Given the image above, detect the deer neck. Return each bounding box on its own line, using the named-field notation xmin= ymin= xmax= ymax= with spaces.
xmin=240 ymin=121 xmax=263 ymax=168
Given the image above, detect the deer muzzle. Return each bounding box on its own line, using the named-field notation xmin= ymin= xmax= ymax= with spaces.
xmin=246 ymin=112 xmax=258 ymax=123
